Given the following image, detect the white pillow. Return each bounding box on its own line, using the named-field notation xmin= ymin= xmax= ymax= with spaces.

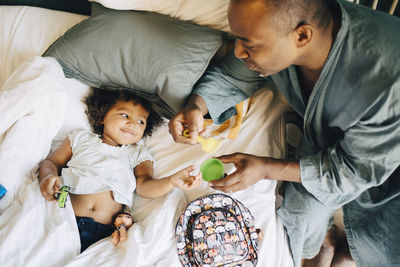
xmin=90 ymin=0 xmax=231 ymax=32
xmin=0 ymin=6 xmax=91 ymax=151
xmin=0 ymin=6 xmax=88 ymax=87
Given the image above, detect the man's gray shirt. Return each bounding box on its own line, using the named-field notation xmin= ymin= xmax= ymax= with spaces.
xmin=194 ymin=0 xmax=400 ymax=208
xmin=194 ymin=1 xmax=400 ymax=265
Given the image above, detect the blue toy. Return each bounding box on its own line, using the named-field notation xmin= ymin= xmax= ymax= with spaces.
xmin=0 ymin=184 xmax=7 ymax=199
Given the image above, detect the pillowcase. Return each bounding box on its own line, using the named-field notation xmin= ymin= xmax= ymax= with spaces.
xmin=89 ymin=0 xmax=231 ymax=32
xmin=0 ymin=6 xmax=87 ymax=87
xmin=44 ymin=3 xmax=226 ymax=118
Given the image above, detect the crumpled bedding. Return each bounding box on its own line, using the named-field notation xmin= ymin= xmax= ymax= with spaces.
xmin=0 ymin=56 xmax=293 ymax=267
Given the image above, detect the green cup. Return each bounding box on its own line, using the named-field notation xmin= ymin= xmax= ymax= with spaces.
xmin=200 ymin=158 xmax=224 ymax=182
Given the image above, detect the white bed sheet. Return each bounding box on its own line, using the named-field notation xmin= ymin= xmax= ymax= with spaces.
xmin=0 ymin=57 xmax=293 ymax=267
xmin=0 ymin=5 xmax=293 ymax=267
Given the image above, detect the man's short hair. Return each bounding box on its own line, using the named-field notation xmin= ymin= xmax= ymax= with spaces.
xmin=267 ymin=0 xmax=333 ymax=34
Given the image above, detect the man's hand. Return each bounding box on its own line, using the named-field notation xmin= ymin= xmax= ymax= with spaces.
xmin=209 ymin=153 xmax=301 ymax=192
xmin=208 ymin=153 xmax=269 ymax=192
xmin=39 ymin=174 xmax=62 ymax=202
xmin=168 ymin=94 xmax=208 ymax=144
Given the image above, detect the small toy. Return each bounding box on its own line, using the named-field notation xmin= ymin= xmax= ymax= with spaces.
xmin=183 ymin=129 xmax=221 ymax=154
xmin=200 ymin=158 xmax=224 ymax=182
xmin=0 ymin=184 xmax=7 ymax=200
xmin=57 ymin=185 xmax=70 ymax=208
xmin=111 ymin=212 xmax=134 ymax=246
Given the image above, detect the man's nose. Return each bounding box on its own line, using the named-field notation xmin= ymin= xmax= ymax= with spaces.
xmin=234 ymin=39 xmax=249 ymax=59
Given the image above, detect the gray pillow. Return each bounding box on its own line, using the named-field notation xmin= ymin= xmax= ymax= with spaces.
xmin=44 ymin=3 xmax=225 ymax=118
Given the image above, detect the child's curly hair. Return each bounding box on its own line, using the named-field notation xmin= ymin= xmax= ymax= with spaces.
xmin=84 ymin=88 xmax=164 ymax=138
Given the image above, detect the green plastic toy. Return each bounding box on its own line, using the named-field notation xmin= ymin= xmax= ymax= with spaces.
xmin=57 ymin=185 xmax=70 ymax=208
xmin=200 ymin=158 xmax=224 ymax=182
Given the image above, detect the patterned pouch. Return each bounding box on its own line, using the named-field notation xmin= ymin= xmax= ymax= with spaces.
xmin=176 ymin=193 xmax=261 ymax=267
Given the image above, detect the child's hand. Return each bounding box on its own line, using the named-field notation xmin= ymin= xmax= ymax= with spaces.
xmin=169 ymin=165 xmax=203 ymax=190
xmin=111 ymin=213 xmax=134 ymax=246
xmin=39 ymin=175 xmax=62 ymax=202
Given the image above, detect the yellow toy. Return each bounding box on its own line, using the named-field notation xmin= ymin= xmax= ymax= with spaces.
xmin=183 ymin=129 xmax=221 ymax=154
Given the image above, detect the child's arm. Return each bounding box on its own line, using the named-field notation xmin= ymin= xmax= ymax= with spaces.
xmin=39 ymin=138 xmax=73 ymax=202
xmin=135 ymin=160 xmax=202 ymax=199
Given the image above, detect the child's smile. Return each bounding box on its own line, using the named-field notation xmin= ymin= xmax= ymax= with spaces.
xmin=101 ymin=100 xmax=149 ymax=146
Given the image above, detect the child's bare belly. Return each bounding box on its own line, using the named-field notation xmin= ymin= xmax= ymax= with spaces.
xmin=70 ymin=191 xmax=123 ymax=225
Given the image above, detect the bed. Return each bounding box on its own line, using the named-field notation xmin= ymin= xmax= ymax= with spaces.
xmin=0 ymin=2 xmax=294 ymax=267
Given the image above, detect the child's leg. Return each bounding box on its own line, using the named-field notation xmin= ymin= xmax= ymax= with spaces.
xmin=76 ymin=216 xmax=115 ymax=252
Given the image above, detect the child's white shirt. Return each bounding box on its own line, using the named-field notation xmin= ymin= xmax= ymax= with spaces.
xmin=61 ymin=129 xmax=153 ymax=207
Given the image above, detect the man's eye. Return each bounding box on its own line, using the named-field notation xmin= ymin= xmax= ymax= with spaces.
xmin=242 ymin=43 xmax=256 ymax=50
xmin=244 ymin=45 xmax=256 ymax=50
xmin=236 ymin=39 xmax=255 ymax=50
xmin=121 ymin=113 xmax=128 ymax=118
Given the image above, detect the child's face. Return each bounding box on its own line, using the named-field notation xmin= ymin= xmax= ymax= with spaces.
xmin=101 ymin=100 xmax=149 ymax=146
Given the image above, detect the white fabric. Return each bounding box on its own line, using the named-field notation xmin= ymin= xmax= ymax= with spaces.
xmin=0 ymin=57 xmax=293 ymax=267
xmin=62 ymin=129 xmax=153 ymax=207
xmin=0 ymin=6 xmax=88 ymax=88
xmin=90 ymin=0 xmax=231 ymax=32
xmin=0 ymin=57 xmax=68 ymax=206
xmin=0 ymin=57 xmax=81 ymax=264
xmin=0 ymin=5 xmax=293 ymax=267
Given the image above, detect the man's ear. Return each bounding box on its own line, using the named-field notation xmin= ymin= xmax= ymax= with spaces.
xmin=293 ymin=24 xmax=313 ymax=48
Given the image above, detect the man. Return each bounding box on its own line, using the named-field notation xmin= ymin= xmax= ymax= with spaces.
xmin=169 ymin=0 xmax=400 ymax=266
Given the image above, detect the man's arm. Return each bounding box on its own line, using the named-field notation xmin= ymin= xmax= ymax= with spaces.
xmin=169 ymin=49 xmax=266 ymax=143
xmin=210 ymin=83 xmax=400 ymax=204
xmin=300 ymin=89 xmax=400 ymax=208
xmin=209 ymin=153 xmax=301 ymax=192
xmin=193 ymin=49 xmax=266 ymax=124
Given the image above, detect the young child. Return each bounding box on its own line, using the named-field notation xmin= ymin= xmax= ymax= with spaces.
xmin=39 ymin=88 xmax=202 ymax=252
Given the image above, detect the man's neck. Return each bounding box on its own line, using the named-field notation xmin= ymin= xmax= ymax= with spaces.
xmin=296 ymin=13 xmax=340 ymax=96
